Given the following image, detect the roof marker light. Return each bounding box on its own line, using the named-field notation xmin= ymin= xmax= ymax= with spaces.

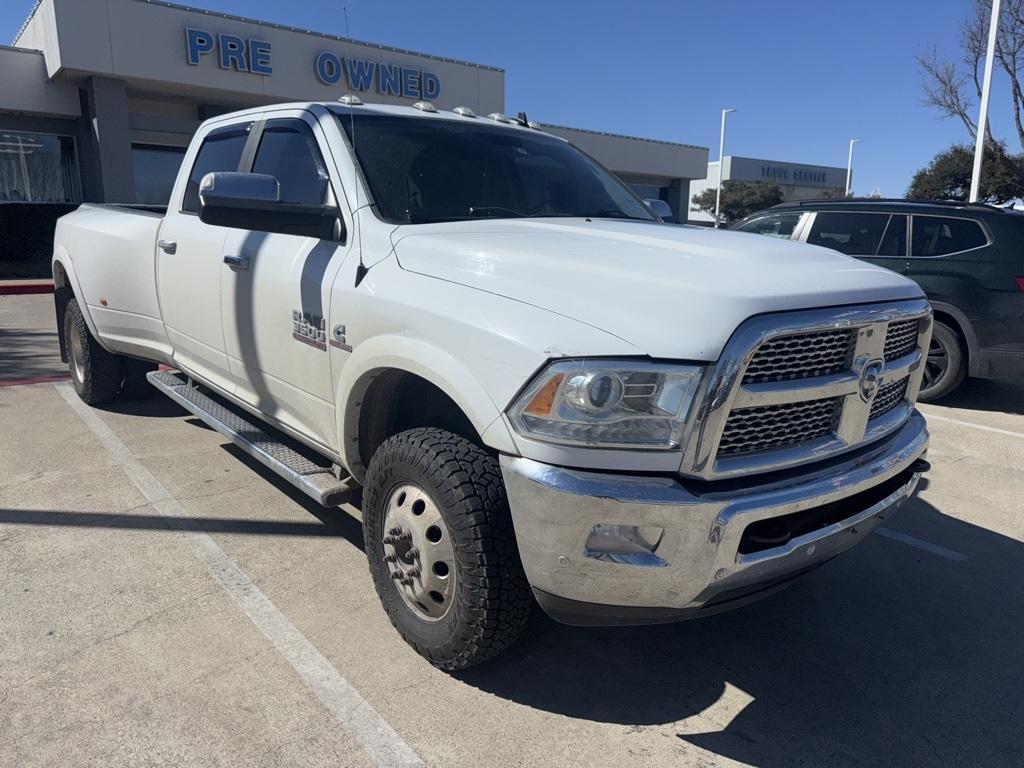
xmin=453 ymin=106 xmax=477 ymax=118
xmin=337 ymin=94 xmax=363 ymax=105
xmin=413 ymin=101 xmax=438 ymax=113
xmin=487 ymin=112 xmax=510 ymax=123
xmin=1015 ymin=276 xmax=1024 ymax=292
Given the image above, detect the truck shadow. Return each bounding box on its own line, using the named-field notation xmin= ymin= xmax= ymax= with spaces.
xmin=928 ymin=377 xmax=1024 ymax=417
xmin=456 ymin=496 xmax=1023 ymax=767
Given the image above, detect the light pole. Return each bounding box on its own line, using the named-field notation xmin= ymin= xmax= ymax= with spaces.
xmin=714 ymin=108 xmax=735 ymax=228
xmin=970 ymin=0 xmax=1002 ymax=202
xmin=845 ymin=139 xmax=861 ymax=197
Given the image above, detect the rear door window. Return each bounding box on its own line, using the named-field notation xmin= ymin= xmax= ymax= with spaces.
xmin=806 ymin=212 xmax=889 ymax=255
xmin=251 ymin=119 xmax=331 ymax=205
xmin=734 ymin=212 xmax=802 ymax=239
xmin=911 ymin=216 xmax=987 ymax=256
xmin=181 ymin=123 xmax=252 ymax=213
xmin=877 ymin=214 xmax=908 ymax=256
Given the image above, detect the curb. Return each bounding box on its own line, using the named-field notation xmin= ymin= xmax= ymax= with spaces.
xmin=0 ymin=280 xmax=55 ymax=296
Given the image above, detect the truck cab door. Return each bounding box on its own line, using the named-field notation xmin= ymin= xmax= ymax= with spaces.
xmin=157 ymin=121 xmax=255 ymax=394
xmin=220 ymin=113 xmax=352 ymax=451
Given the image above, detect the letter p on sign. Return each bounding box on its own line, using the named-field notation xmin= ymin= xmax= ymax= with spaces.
xmin=186 ymin=28 xmax=215 ymax=65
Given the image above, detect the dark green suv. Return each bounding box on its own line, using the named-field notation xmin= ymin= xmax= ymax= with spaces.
xmin=732 ymin=199 xmax=1024 ymax=400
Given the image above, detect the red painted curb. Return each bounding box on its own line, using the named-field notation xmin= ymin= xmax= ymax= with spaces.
xmin=0 ymin=373 xmax=70 ymax=388
xmin=0 ymin=281 xmax=54 ymax=296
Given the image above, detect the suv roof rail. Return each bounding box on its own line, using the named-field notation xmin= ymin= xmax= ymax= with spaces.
xmin=772 ymin=197 xmax=1008 ymax=212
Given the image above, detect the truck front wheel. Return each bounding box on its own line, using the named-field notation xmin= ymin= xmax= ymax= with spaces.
xmin=362 ymin=428 xmax=532 ymax=671
xmin=64 ymin=298 xmax=122 ymax=404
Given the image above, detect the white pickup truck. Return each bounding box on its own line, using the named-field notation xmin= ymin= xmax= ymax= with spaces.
xmin=52 ymin=100 xmax=933 ymax=669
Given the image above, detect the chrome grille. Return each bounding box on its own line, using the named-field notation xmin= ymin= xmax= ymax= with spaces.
xmin=884 ymin=319 xmax=920 ymax=362
xmin=869 ymin=378 xmax=908 ymax=420
xmin=692 ymin=301 xmax=933 ymax=475
xmin=742 ymin=329 xmax=855 ymax=384
xmin=717 ymin=398 xmax=840 ymax=457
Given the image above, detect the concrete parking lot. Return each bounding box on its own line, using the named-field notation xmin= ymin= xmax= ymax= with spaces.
xmin=2 ymin=292 xmax=1022 ymax=767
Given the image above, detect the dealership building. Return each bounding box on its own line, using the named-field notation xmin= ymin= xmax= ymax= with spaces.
xmin=0 ymin=0 xmax=708 ymax=221
xmin=688 ymin=156 xmax=848 ymax=223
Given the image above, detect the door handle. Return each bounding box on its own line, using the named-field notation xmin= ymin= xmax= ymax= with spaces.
xmin=223 ymin=254 xmax=250 ymax=270
xmin=157 ymin=239 xmax=177 ymax=254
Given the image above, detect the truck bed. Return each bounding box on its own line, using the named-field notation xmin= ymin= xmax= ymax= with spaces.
xmin=54 ymin=203 xmax=170 ymax=361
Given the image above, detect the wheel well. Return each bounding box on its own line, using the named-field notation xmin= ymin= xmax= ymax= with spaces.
xmin=351 ymin=369 xmax=481 ymax=480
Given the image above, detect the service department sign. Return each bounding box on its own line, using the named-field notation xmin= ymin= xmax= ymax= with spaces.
xmin=185 ymin=27 xmax=441 ymax=101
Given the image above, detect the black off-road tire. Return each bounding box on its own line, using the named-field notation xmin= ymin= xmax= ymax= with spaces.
xmin=918 ymin=320 xmax=967 ymax=402
xmin=363 ymin=428 xmax=533 ymax=671
xmin=63 ymin=298 xmax=122 ymax=404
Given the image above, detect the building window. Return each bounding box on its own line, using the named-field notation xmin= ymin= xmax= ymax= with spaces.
xmin=132 ymin=144 xmax=187 ymax=206
xmin=0 ymin=131 xmax=80 ymax=203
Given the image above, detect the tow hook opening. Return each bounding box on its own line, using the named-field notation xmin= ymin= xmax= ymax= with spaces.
xmin=738 ymin=465 xmax=920 ymax=556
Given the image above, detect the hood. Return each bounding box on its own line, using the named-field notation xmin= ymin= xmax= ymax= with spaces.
xmin=391 ymin=218 xmax=924 ymax=360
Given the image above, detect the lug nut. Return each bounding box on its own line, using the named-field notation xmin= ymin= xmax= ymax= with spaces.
xmin=406 ymin=547 xmax=420 ymax=559
xmin=400 ymin=578 xmax=414 ymax=586
xmin=398 ymin=531 xmax=413 ymax=541
xmin=390 ymin=571 xmax=402 ymax=580
xmin=384 ymin=554 xmax=397 ymax=563
xmin=406 ymin=568 xmax=421 ymax=578
xmin=382 ymin=536 xmax=396 ymax=545
xmin=388 ymin=526 xmax=403 ymax=536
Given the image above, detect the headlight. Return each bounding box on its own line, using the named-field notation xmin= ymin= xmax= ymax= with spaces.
xmin=508 ymin=360 xmax=703 ymax=449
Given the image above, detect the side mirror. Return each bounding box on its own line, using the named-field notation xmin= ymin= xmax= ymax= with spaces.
xmin=198 ymin=172 xmax=343 ymax=241
xmin=644 ymin=198 xmax=674 ymax=222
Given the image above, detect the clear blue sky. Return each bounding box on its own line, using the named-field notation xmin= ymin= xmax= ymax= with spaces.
xmin=3 ymin=0 xmax=1012 ymax=195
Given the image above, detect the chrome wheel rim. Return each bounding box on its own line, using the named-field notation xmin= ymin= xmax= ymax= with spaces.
xmin=68 ymin=326 xmax=85 ymax=384
xmin=921 ymin=336 xmax=949 ymax=392
xmin=382 ymin=483 xmax=455 ymax=621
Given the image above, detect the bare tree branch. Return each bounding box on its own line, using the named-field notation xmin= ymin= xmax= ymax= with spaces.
xmin=993 ymin=0 xmax=1024 ymax=148
xmin=918 ymin=49 xmax=979 ymax=138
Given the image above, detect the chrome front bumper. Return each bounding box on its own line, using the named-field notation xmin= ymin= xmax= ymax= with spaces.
xmin=500 ymin=411 xmax=929 ymax=625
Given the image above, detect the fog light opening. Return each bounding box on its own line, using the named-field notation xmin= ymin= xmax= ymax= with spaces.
xmin=584 ymin=524 xmax=667 ymax=567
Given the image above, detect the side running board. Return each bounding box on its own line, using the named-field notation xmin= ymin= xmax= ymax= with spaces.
xmin=147 ymin=370 xmax=355 ymax=506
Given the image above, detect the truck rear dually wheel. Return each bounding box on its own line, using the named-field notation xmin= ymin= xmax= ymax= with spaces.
xmin=362 ymin=428 xmax=532 ymax=671
xmin=64 ymin=298 xmax=122 ymax=404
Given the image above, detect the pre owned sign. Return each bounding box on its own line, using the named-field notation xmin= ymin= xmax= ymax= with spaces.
xmin=185 ymin=27 xmax=441 ymax=100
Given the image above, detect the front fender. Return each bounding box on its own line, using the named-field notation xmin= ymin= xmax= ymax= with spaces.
xmin=335 ymin=334 xmax=519 ymax=479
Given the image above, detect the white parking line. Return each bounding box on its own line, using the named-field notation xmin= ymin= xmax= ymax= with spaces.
xmin=876 ymin=527 xmax=967 ymax=562
xmin=56 ymin=383 xmax=423 ymax=768
xmin=923 ymin=411 xmax=1024 ymax=441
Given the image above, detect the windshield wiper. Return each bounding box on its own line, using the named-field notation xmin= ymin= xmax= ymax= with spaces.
xmin=590 ymin=209 xmax=652 ymax=221
xmin=468 ymin=205 xmax=528 ymax=218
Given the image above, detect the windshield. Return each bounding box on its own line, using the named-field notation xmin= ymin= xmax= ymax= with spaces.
xmin=334 ymin=111 xmax=656 ymax=225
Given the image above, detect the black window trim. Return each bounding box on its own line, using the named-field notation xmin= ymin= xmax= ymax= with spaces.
xmin=907 ymin=213 xmax=992 ymax=259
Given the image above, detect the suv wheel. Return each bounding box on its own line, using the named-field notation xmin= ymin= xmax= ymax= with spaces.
xmin=362 ymin=428 xmax=532 ymax=671
xmin=918 ymin=320 xmax=967 ymax=401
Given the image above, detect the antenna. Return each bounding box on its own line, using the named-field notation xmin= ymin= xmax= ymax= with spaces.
xmin=343 ymin=5 xmax=368 ymax=287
